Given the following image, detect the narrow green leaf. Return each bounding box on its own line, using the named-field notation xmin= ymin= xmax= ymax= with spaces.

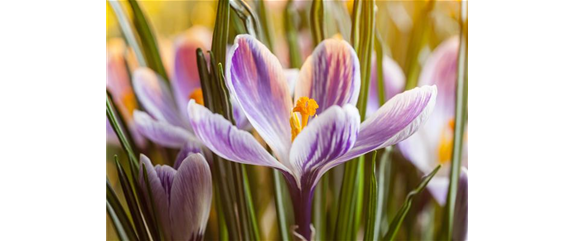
xmin=383 ymin=165 xmax=442 ymax=241
xmin=364 ymin=151 xmax=378 ymax=241
xmin=284 ymin=0 xmax=302 ymax=68
xmin=374 ymin=147 xmax=393 ymax=240
xmin=256 ymin=0 xmax=274 ymax=51
xmin=107 ymin=200 xmax=129 ymax=241
xmin=106 ymin=92 xmax=138 ymax=170
xmin=107 ymin=179 xmax=138 ymax=241
xmin=243 ymin=165 xmax=261 ymax=241
xmin=229 ymin=0 xmax=261 ymax=39
xmin=273 ymin=170 xmax=291 ymax=241
xmin=114 ymin=156 xmax=149 ymax=240
xmin=403 ymin=2 xmax=434 ymax=90
xmin=310 ymin=0 xmax=325 ymax=46
xmin=107 ymin=1 xmax=147 ymax=67
xmin=375 ymin=30 xmax=386 ymax=105
xmin=445 ymin=2 xmax=468 ymax=240
xmin=211 ymin=0 xmax=230 ymax=70
xmin=127 ymin=0 xmax=169 ymax=82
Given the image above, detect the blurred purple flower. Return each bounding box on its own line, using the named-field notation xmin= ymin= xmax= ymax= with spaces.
xmin=106 ymin=38 xmax=146 ymax=148
xmin=132 ymin=27 xmax=248 ymax=153
xmin=397 ymin=37 xmax=468 ymax=205
xmin=187 ymin=34 xmax=437 ymax=240
xmin=139 ymin=153 xmax=212 ymax=241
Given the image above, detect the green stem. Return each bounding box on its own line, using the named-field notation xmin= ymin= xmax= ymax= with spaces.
xmin=310 ymin=0 xmax=324 ymax=46
xmin=273 ymin=170 xmax=291 ymax=241
xmin=445 ymin=1 xmax=468 ymax=240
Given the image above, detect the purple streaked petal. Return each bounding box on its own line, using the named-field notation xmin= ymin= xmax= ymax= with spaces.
xmin=133 ymin=67 xmax=188 ymax=128
xmin=139 ymin=154 xmax=172 ymax=239
xmin=133 ymin=110 xmax=195 ymax=148
xmin=226 ymin=34 xmax=293 ymax=162
xmin=170 ymin=153 xmax=212 ymax=240
xmin=295 ymin=38 xmax=360 ymax=114
xmin=320 ymin=86 xmax=437 ymax=175
xmin=367 ymin=55 xmax=406 ymax=117
xmin=172 ymin=26 xmax=212 ymax=117
xmin=289 ymin=105 xmax=360 ymax=189
xmin=188 ymin=101 xmax=292 ymax=175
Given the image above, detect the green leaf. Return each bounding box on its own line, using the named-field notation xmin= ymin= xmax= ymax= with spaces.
xmin=106 ymin=91 xmax=138 ymax=170
xmin=107 ymin=201 xmax=129 ymax=241
xmin=373 ymin=147 xmax=393 ymax=240
xmin=127 ymin=0 xmax=169 ymax=82
xmin=107 ymin=179 xmax=138 ymax=241
xmin=444 ymin=2 xmax=468 ymax=240
xmin=114 ymin=156 xmax=149 ymax=240
xmin=310 ymin=0 xmax=325 ymax=46
xmin=283 ymin=0 xmax=302 ymax=68
xmin=364 ymin=151 xmax=378 ymax=241
xmin=107 ymin=1 xmax=147 ymax=67
xmin=383 ymin=165 xmax=442 ymax=241
xmin=273 ymin=170 xmax=291 ymax=241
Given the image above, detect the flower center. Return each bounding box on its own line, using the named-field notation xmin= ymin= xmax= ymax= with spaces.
xmin=188 ymin=88 xmax=204 ymax=106
xmin=290 ymin=97 xmax=319 ymax=142
xmin=437 ymin=119 xmax=455 ymax=164
xmin=122 ymin=92 xmax=137 ymax=115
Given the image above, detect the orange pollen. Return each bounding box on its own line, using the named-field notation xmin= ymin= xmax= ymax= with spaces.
xmin=189 ymin=88 xmax=204 ymax=106
xmin=437 ymin=118 xmax=455 ymax=164
xmin=290 ymin=97 xmax=318 ymax=141
xmin=122 ymin=92 xmax=137 ymax=115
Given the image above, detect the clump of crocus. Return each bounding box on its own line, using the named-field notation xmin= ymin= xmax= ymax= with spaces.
xmin=139 ymin=153 xmax=212 ymax=241
xmin=188 ymin=34 xmax=437 ymax=240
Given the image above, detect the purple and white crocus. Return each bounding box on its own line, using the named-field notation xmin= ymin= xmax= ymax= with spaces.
xmin=187 ymin=34 xmax=437 ymax=240
xmin=139 ymin=153 xmax=212 ymax=241
xmin=132 ymin=27 xmax=249 ymax=153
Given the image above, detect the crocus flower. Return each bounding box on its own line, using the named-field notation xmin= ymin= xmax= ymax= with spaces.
xmin=139 ymin=153 xmax=212 ymax=241
xmin=187 ymin=34 xmax=437 ymax=240
xmin=106 ymin=38 xmax=146 ymax=148
xmin=397 ymin=36 xmax=468 ymax=205
xmin=132 ymin=27 xmax=248 ymax=152
xmin=366 ymin=55 xmax=406 ymax=117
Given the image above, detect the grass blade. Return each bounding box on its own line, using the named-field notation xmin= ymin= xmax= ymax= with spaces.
xmin=310 ymin=0 xmax=324 ymax=46
xmin=106 ymin=91 xmax=138 ymax=170
xmin=114 ymin=156 xmax=149 ymax=240
xmin=445 ymin=1 xmax=468 ymax=240
xmin=107 ymin=1 xmax=147 ymax=67
xmin=383 ymin=165 xmax=442 ymax=241
xmin=127 ymin=0 xmax=169 ymax=82
xmin=284 ymin=0 xmax=302 ymax=68
xmin=107 ymin=200 xmax=129 ymax=241
xmin=373 ymin=147 xmax=393 ymax=240
xmin=364 ymin=151 xmax=378 ymax=241
xmin=273 ymin=170 xmax=291 ymax=241
xmin=107 ymin=179 xmax=138 ymax=241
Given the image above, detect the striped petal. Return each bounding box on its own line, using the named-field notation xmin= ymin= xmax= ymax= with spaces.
xmin=139 ymin=154 xmax=172 ymax=239
xmin=289 ymin=104 xmax=360 ymax=189
xmin=133 ymin=67 xmax=188 ymax=128
xmin=295 ymin=38 xmax=360 ymax=114
xmin=366 ymin=55 xmax=406 ymax=117
xmin=188 ymin=101 xmax=292 ymax=175
xmin=170 ymin=153 xmax=213 ymax=240
xmin=226 ymin=34 xmax=293 ymax=162
xmin=319 ymin=86 xmax=437 ymax=175
xmin=133 ymin=110 xmax=195 ymax=148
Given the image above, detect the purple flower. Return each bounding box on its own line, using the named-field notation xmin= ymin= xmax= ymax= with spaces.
xmin=132 ymin=27 xmax=249 ymax=153
xmin=187 ymin=34 xmax=437 ymax=240
xmin=106 ymin=38 xmax=146 ymax=148
xmin=397 ymin=37 xmax=468 ymax=205
xmin=139 ymin=153 xmax=212 ymax=241
xmin=366 ymin=55 xmax=406 ymax=117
